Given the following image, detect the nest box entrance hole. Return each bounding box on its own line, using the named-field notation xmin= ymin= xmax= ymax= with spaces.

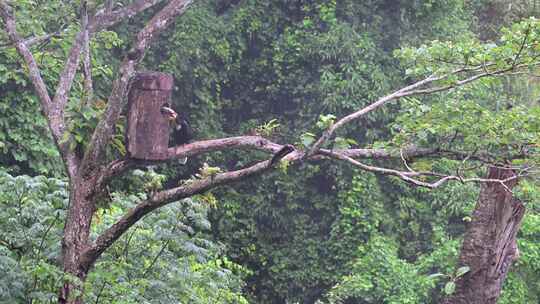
xmin=126 ymin=72 xmax=174 ymax=160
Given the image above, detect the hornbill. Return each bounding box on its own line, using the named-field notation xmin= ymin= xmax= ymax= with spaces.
xmin=160 ymin=103 xmax=193 ymax=164
xmin=269 ymin=144 xmax=295 ymax=167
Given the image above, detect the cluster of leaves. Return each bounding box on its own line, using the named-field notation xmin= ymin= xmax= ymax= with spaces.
xmin=0 ymin=171 xmax=67 ymax=302
xmin=324 ymin=236 xmax=436 ymax=304
xmin=0 ymin=169 xmax=249 ymax=303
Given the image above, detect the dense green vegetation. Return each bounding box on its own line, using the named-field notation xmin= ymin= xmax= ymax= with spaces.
xmin=1 ymin=0 xmax=539 ymax=303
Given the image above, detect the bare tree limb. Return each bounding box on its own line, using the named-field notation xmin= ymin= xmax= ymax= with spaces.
xmin=0 ymin=1 xmax=81 ymax=177
xmin=81 ymin=1 xmax=93 ymax=105
xmin=307 ymin=61 xmax=539 ymax=157
xmin=404 ymin=65 xmax=533 ymax=95
xmin=307 ymin=74 xmax=440 ymax=156
xmin=320 ymin=149 xmax=526 ymax=191
xmin=95 ymin=136 xmax=282 ymax=191
xmin=84 ymin=136 xmax=535 ymax=265
xmin=82 ymin=158 xmax=272 ymax=265
xmin=49 ymin=31 xmax=87 ymax=148
xmin=0 ymin=2 xmax=52 ymax=113
xmin=90 ymin=0 xmax=167 ymax=34
xmin=97 ymin=134 xmax=532 ymax=191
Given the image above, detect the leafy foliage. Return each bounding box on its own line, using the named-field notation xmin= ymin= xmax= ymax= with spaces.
xmin=0 ymin=170 xmax=248 ymax=303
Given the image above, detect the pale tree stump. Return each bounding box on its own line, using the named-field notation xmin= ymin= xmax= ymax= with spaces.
xmin=126 ymin=72 xmax=174 ymax=160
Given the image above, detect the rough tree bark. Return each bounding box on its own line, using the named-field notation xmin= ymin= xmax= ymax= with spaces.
xmin=59 ymin=73 xmax=174 ymax=303
xmin=126 ymin=72 xmax=173 ymax=160
xmin=58 ymin=177 xmax=98 ymax=303
xmin=443 ymin=167 xmax=526 ymax=304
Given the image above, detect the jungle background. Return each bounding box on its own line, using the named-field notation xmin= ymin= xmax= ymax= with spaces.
xmin=1 ymin=0 xmax=540 ymax=303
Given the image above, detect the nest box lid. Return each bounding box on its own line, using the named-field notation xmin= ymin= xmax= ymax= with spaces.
xmin=132 ymin=71 xmax=174 ymax=91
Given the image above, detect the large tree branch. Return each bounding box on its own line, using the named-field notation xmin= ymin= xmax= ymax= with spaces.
xmin=307 ymin=62 xmax=538 ymax=157
xmin=97 ymin=135 xmax=530 ymax=190
xmin=89 ymin=0 xmax=167 ymax=34
xmin=49 ymin=5 xmax=88 ymax=148
xmin=95 ymin=136 xmax=281 ymax=192
xmin=320 ymin=149 xmax=530 ymax=191
xmin=81 ymin=0 xmax=194 ymax=174
xmin=82 ymin=158 xmax=273 ymax=265
xmin=0 ymin=1 xmax=81 ymax=177
xmin=84 ymin=135 xmax=535 ymax=265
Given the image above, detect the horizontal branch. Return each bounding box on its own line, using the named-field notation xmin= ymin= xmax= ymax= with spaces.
xmin=99 ymin=135 xmax=528 ymax=189
xmin=167 ymin=135 xmax=282 ymax=158
xmin=96 ymin=136 xmax=283 ymax=189
xmin=87 ymin=134 xmax=536 ymax=266
xmin=0 ymin=29 xmax=66 ymax=48
xmin=320 ymin=150 xmax=527 ymax=191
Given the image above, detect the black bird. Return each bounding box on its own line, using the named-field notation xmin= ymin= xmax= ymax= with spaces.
xmin=160 ymin=104 xmax=193 ymax=164
xmin=269 ymin=144 xmax=295 ymax=167
xmin=160 ymin=103 xmax=193 ymax=146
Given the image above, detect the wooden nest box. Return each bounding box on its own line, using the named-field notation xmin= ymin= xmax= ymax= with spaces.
xmin=126 ymin=72 xmax=174 ymax=160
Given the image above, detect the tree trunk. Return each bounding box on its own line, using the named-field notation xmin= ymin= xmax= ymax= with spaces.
xmin=443 ymin=167 xmax=525 ymax=304
xmin=57 ymin=72 xmax=174 ymax=303
xmin=58 ymin=177 xmax=97 ymax=304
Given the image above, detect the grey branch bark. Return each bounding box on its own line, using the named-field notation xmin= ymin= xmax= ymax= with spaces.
xmin=83 ymin=159 xmax=272 ymax=265
xmin=307 ymin=62 xmax=538 ymax=157
xmin=307 ymin=74 xmax=440 ymax=156
xmin=99 ymin=135 xmax=532 ymax=189
xmin=86 ymin=135 xmax=535 ymax=264
xmin=90 ymin=0 xmax=167 ymax=34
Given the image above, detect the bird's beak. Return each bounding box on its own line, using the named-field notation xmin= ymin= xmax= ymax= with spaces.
xmin=160 ymin=106 xmax=178 ymax=121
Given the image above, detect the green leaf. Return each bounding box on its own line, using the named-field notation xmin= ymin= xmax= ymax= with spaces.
xmin=455 ymin=266 xmax=470 ymax=278
xmin=444 ymin=281 xmax=456 ymax=295
xmin=300 ymin=132 xmax=316 ymax=148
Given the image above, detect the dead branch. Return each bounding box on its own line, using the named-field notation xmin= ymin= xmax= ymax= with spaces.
xmin=85 ymin=136 xmax=535 ymax=266
xmin=0 ymin=1 xmax=81 ymax=177
xmin=307 ymin=61 xmax=539 ymax=157
xmin=320 ymin=149 xmax=526 ymax=191
xmin=90 ymin=0 xmax=167 ymax=34
xmin=96 ymin=136 xmax=281 ymax=188
xmin=307 ymin=74 xmax=440 ymax=156
xmin=83 ymin=158 xmax=272 ymax=265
